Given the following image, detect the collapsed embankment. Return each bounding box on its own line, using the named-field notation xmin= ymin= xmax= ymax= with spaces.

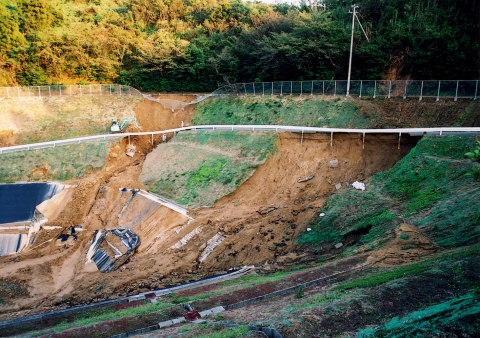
xmin=0 ymin=93 xmax=478 ymax=336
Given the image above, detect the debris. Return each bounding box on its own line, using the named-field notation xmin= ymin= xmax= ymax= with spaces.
xmin=183 ymin=310 xmax=201 ymax=321
xmin=307 ymin=228 xmax=312 ymax=232
xmin=126 ymin=144 xmax=136 ymax=157
xmin=319 ymin=213 xmax=325 ymax=217
xmin=335 ymin=243 xmax=344 ymax=249
xmin=352 ymin=181 xmax=366 ymax=191
xmin=257 ymin=206 xmax=278 ymax=216
xmin=335 ymin=183 xmax=341 ymax=190
xmin=327 ymin=159 xmax=339 ymax=168
xmin=297 ymin=174 xmax=315 ymax=183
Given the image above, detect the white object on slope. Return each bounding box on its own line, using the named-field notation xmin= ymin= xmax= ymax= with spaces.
xmin=352 ymin=181 xmax=366 ymax=191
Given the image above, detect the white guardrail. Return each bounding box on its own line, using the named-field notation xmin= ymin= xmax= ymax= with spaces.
xmin=1 ymin=125 xmax=480 ymax=154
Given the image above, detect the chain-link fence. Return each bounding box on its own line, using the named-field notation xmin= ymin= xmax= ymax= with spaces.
xmin=0 ymin=84 xmax=142 ymax=99
xmin=213 ymin=80 xmax=479 ymax=100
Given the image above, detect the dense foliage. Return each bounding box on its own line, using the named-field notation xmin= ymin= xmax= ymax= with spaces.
xmin=0 ymin=0 xmax=478 ymax=91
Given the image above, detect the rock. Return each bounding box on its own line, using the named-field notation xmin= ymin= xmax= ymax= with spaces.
xmin=297 ymin=174 xmax=315 ymax=183
xmin=334 ymin=243 xmax=343 ymax=249
xmin=319 ymin=213 xmax=325 ymax=217
xmin=352 ymin=181 xmax=366 ymax=191
xmin=335 ymin=183 xmax=341 ymax=190
xmin=327 ymin=159 xmax=339 ymax=168
xmin=307 ymin=228 xmax=312 ymax=232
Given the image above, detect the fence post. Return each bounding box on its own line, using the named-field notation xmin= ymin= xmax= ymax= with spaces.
xmin=359 ymin=80 xmax=362 ymax=98
xmin=300 ymin=81 xmax=303 ymax=96
xmin=49 ymin=86 xmax=51 ymax=97
xmin=38 ymin=86 xmax=41 ymax=97
xmin=419 ymin=81 xmax=423 ymax=101
xmin=110 ymin=84 xmax=112 ymax=95
xmin=253 ymin=83 xmax=255 ymax=96
xmin=322 ymin=81 xmax=325 ymax=95
xmin=280 ymin=81 xmax=283 ymax=96
xmin=475 ymin=80 xmax=478 ymax=100
xmin=60 ymin=86 xmax=62 ymax=97
xmin=271 ymin=82 xmax=273 ymax=96
xmin=436 ymin=81 xmax=441 ymax=101
xmin=403 ymin=81 xmax=407 ymax=99
xmin=290 ymin=81 xmax=292 ymax=95
xmin=311 ymin=80 xmax=313 ymax=95
xmin=334 ymin=81 xmax=336 ymax=96
xmin=119 ymin=85 xmax=122 ymax=96
xmin=244 ymin=83 xmax=246 ymax=95
xmin=454 ymin=80 xmax=458 ymax=101
xmin=262 ymin=82 xmax=264 ymax=96
xmin=373 ymin=81 xmax=376 ymax=98
xmin=388 ymin=81 xmax=391 ymax=98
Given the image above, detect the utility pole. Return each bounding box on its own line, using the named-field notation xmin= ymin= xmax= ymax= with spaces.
xmin=346 ymin=4 xmax=369 ymax=96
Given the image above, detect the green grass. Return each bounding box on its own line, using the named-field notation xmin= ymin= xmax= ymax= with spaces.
xmin=30 ymin=301 xmax=173 ymax=336
xmin=193 ymin=96 xmax=373 ymax=128
xmin=0 ymin=140 xmax=114 ymax=182
xmin=196 ymin=325 xmax=250 ymax=338
xmin=296 ymin=136 xmax=480 ymax=251
xmin=140 ymin=131 xmax=277 ymax=208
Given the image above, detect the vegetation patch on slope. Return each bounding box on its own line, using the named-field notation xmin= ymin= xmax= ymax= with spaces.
xmin=0 ymin=96 xmax=141 ymax=146
xmin=0 ymin=141 xmax=112 ymax=183
xmin=140 ymin=131 xmax=277 ymax=208
xmin=297 ymin=136 xmax=480 ymax=251
xmin=193 ymin=96 xmax=374 ymax=128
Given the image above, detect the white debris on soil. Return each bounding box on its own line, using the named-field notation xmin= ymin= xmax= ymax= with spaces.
xmin=171 ymin=227 xmax=202 ymax=249
xmin=86 ymin=231 xmax=103 ymax=263
xmin=352 ymin=181 xmax=366 ymax=191
xmin=198 ymin=232 xmax=226 ymax=263
xmin=307 ymin=228 xmax=312 ymax=232
xmin=319 ymin=213 xmax=325 ymax=217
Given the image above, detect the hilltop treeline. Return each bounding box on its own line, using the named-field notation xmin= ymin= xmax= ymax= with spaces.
xmin=0 ymin=0 xmax=478 ymax=91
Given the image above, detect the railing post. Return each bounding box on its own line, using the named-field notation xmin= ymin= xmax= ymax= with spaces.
xmin=388 ymin=80 xmax=391 ymax=99
xmin=454 ymin=80 xmax=458 ymax=101
xmin=334 ymin=81 xmax=337 ymax=96
xmin=475 ymin=80 xmax=478 ymax=100
xmin=262 ymin=82 xmax=264 ymax=96
xmin=290 ymin=81 xmax=292 ymax=95
xmin=436 ymin=81 xmax=441 ymax=101
xmin=359 ymin=80 xmax=362 ymax=98
xmin=373 ymin=81 xmax=376 ymax=98
xmin=300 ymin=81 xmax=303 ymax=96
xmin=403 ymin=81 xmax=407 ymax=99
xmin=419 ymin=81 xmax=423 ymax=101
xmin=311 ymin=80 xmax=313 ymax=95
xmin=119 ymin=85 xmax=122 ymax=96
xmin=280 ymin=81 xmax=283 ymax=96
xmin=253 ymin=83 xmax=255 ymax=96
xmin=38 ymin=86 xmax=41 ymax=97
xmin=271 ymin=82 xmax=273 ymax=96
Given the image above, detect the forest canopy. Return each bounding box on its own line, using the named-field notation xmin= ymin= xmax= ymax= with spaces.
xmin=0 ymin=0 xmax=478 ymax=91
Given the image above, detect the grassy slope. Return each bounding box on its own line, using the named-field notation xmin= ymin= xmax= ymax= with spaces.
xmin=140 ymin=131 xmax=277 ymax=208
xmin=194 ymin=96 xmax=480 ymax=128
xmin=297 ymin=136 xmax=480 ymax=252
xmin=0 ymin=141 xmax=113 ymax=183
xmin=0 ymin=96 xmax=141 ymax=145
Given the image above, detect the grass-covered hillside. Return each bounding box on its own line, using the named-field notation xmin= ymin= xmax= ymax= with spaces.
xmin=140 ymin=131 xmax=277 ymax=208
xmin=0 ymin=96 xmax=141 ymax=146
xmin=0 ymin=141 xmax=112 ymax=183
xmin=297 ymin=136 xmax=480 ymax=253
xmin=194 ymin=96 xmax=480 ymax=128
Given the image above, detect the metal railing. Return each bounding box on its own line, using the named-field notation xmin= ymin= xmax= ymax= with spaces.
xmin=213 ymin=80 xmax=479 ymax=101
xmin=1 ymin=125 xmax=479 ymax=154
xmin=0 ymin=84 xmax=143 ymax=98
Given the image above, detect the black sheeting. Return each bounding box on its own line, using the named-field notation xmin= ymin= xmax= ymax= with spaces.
xmin=0 ymin=183 xmax=63 ymax=223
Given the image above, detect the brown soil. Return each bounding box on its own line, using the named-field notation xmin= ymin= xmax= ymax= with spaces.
xmin=0 ymin=96 xmax=421 ymax=324
xmin=366 ymin=223 xmax=440 ymax=267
